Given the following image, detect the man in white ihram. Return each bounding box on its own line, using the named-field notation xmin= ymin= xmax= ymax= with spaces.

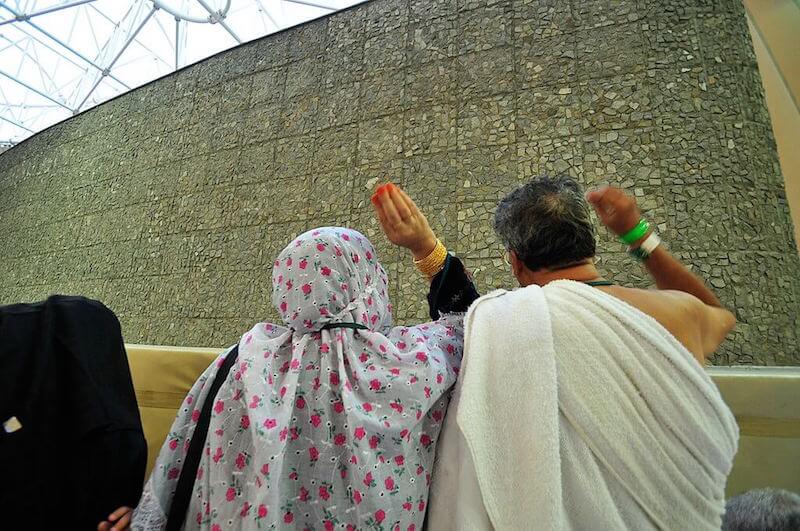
xmin=427 ymin=178 xmax=739 ymax=530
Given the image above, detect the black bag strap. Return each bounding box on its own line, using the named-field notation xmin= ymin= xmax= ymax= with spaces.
xmin=165 ymin=345 xmax=239 ymax=531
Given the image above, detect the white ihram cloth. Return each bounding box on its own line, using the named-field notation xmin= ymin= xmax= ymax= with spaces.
xmin=428 ymin=280 xmax=739 ymax=530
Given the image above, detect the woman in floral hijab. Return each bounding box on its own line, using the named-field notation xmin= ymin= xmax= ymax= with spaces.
xmin=131 ymin=226 xmax=466 ymax=530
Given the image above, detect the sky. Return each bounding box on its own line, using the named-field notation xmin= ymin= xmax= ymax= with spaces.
xmin=0 ymin=0 xmax=365 ymax=145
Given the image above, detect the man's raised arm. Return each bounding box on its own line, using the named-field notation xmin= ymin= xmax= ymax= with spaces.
xmin=587 ymin=186 xmax=736 ymax=356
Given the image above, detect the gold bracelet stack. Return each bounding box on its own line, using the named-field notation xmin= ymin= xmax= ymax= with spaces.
xmin=414 ymin=239 xmax=448 ymax=277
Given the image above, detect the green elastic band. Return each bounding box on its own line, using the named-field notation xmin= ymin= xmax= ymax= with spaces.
xmin=321 ymin=322 xmax=368 ymax=331
xmin=619 ymin=219 xmax=650 ymax=245
xmin=583 ymin=280 xmax=614 ymax=287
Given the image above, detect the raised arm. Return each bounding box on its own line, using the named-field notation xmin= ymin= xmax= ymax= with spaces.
xmin=371 ymin=183 xmax=479 ymax=318
xmin=587 ymin=186 xmax=736 ymax=356
xmin=371 ymin=183 xmax=438 ymax=265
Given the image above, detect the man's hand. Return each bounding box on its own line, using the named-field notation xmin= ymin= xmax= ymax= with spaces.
xmin=587 ymin=185 xmax=735 ymax=360
xmin=586 ymin=186 xmax=645 ymax=239
xmin=371 ymin=182 xmax=437 ymax=260
xmin=97 ymin=506 xmax=132 ymax=531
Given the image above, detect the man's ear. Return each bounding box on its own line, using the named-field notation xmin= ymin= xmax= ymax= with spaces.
xmin=509 ymin=250 xmax=523 ymax=277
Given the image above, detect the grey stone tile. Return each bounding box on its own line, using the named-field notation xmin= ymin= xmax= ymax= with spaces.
xmin=357 ymin=114 xmax=405 ymax=165
xmin=593 ymin=252 xmax=655 ymax=289
xmin=313 ymin=124 xmax=358 ymax=172
xmin=573 ymin=0 xmax=642 ymax=29
xmin=461 ymin=0 xmax=511 ymax=12
xmin=233 ymin=178 xmax=311 ymax=225
xmin=516 ymin=33 xmax=577 ymax=88
xmin=459 ymin=2 xmax=513 ymax=53
xmin=516 ymin=85 xmax=582 ymax=141
xmin=318 ymin=81 xmax=361 ymax=130
xmin=245 ymin=30 xmax=292 ymax=71
xmin=744 ymin=124 xmax=783 ymax=189
xmin=307 ymin=167 xmax=357 ymax=218
xmin=458 ymin=94 xmax=516 ymax=149
xmin=454 ymin=144 xmax=519 ymax=202
xmin=405 ymin=58 xmax=462 ymax=106
xmin=517 ymin=136 xmax=584 ymax=180
xmin=697 ymin=13 xmax=757 ymax=67
xmin=285 ymin=18 xmax=328 ymax=62
xmin=738 ymin=65 xmax=771 ymax=125
xmin=321 ymin=42 xmax=364 ymax=88
xmin=249 ymin=67 xmax=287 ymax=105
xmin=663 ymin=185 xmax=741 ymax=251
xmin=363 ymin=0 xmax=409 ymax=37
xmin=359 ymin=68 xmax=407 ymax=120
xmin=414 ymin=198 xmax=458 ymax=255
xmin=579 ymin=73 xmax=656 ymax=132
xmin=394 ymin=259 xmax=432 ymax=324
xmin=350 ymin=210 xmax=402 ymax=263
xmin=580 ymin=128 xmax=659 ymax=186
xmin=697 ymin=63 xmax=746 ymax=121
xmin=641 ymin=17 xmax=702 ymax=68
xmin=410 ymin=0 xmax=457 ymax=21
xmin=274 ymin=134 xmax=316 ymax=178
xmin=513 ymin=0 xmax=577 ymax=40
xmin=656 ymin=118 xmax=751 ymax=186
xmin=407 ymin=14 xmax=460 ymax=65
xmin=404 ymin=103 xmax=458 ymax=156
xmin=235 ymin=140 xmax=276 ymax=185
xmin=363 ymin=27 xmax=408 ymax=74
xmin=455 ymin=201 xmax=503 ymax=259
xmin=283 ymin=58 xmax=321 ymax=101
xmin=0 ymin=0 xmax=794 ymax=365
xmin=576 ymin=23 xmax=648 ymax=79
xmin=279 ymin=95 xmax=320 ymax=137
xmin=242 ymin=103 xmax=282 ymax=145
xmin=402 ymin=152 xmax=460 ymax=199
xmin=459 ymin=47 xmax=515 ymax=99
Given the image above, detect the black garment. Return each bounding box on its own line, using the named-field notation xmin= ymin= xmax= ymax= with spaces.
xmin=0 ymin=295 xmax=147 ymax=530
xmin=427 ymin=254 xmax=481 ymax=320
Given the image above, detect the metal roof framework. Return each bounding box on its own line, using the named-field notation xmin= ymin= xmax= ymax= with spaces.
xmin=0 ymin=0 xmax=362 ymax=146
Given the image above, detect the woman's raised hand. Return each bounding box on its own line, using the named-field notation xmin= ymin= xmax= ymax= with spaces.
xmin=371 ymin=183 xmax=438 ymax=260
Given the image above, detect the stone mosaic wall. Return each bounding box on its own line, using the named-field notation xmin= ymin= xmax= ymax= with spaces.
xmin=1 ymin=0 xmax=797 ymax=364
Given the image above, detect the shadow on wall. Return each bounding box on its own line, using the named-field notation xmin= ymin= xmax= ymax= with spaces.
xmin=0 ymin=0 xmax=798 ymax=364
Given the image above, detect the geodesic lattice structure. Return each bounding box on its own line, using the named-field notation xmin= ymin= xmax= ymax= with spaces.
xmin=0 ymin=0 xmax=364 ymax=146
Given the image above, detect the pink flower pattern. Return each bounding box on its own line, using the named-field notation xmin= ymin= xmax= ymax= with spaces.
xmin=135 ymin=228 xmax=464 ymax=530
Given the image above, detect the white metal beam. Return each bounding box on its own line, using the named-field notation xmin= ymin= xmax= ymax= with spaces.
xmin=0 ymin=2 xmax=131 ymax=89
xmin=2 ymin=32 xmax=61 ymax=96
xmin=0 ymin=113 xmax=34 ymax=132
xmin=174 ymin=16 xmax=179 ymax=69
xmin=255 ymin=0 xmax=282 ymax=31
xmin=0 ymin=69 xmax=75 ymax=112
xmin=4 ymin=25 xmax=87 ymax=74
xmin=75 ymin=4 xmax=158 ymax=111
xmin=0 ymin=0 xmax=97 ymax=27
xmin=1 ymin=103 xmax=61 ymax=109
xmin=282 ymin=0 xmax=337 ymax=11
xmin=195 ymin=0 xmax=241 ymax=43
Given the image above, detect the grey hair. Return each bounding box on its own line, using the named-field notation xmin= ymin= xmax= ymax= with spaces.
xmin=493 ymin=175 xmax=596 ymax=271
xmin=722 ymin=488 xmax=800 ymax=531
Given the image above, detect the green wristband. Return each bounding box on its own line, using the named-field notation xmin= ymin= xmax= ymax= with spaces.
xmin=619 ymin=218 xmax=650 ymax=245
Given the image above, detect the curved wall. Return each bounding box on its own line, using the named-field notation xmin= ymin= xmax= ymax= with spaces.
xmin=1 ymin=0 xmax=798 ymax=364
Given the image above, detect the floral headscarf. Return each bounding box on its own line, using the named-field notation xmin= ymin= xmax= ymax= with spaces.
xmin=272 ymin=227 xmax=392 ymax=334
xmin=134 ymin=227 xmax=464 ymax=530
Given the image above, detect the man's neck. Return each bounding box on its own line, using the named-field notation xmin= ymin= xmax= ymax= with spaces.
xmin=520 ymin=260 xmax=604 ymax=287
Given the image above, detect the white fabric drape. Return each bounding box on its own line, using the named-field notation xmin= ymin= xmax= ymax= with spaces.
xmin=429 ymin=280 xmax=738 ymax=530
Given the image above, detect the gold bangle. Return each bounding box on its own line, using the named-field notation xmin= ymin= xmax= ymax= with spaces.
xmin=414 ymin=239 xmax=447 ymax=277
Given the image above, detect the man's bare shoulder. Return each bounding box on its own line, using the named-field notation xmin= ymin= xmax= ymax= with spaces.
xmin=601 ymin=285 xmax=704 ymax=360
xmin=608 ymin=285 xmax=699 ymax=309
